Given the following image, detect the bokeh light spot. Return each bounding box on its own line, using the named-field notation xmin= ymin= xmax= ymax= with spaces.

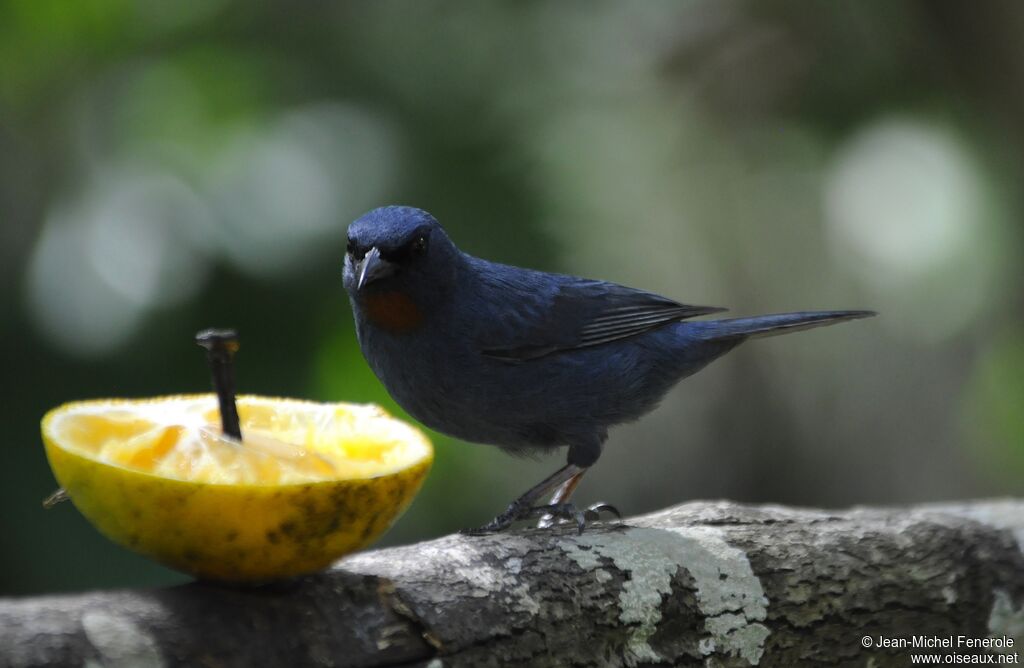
xmin=825 ymin=117 xmax=1001 ymax=340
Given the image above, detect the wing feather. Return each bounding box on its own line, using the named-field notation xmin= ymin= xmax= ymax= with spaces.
xmin=478 ymin=273 xmax=723 ymax=362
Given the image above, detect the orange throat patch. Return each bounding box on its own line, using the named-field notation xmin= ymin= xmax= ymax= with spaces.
xmin=362 ymin=291 xmax=425 ymax=333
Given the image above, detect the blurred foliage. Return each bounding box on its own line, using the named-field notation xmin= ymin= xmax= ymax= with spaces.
xmin=965 ymin=333 xmax=1024 ymax=482
xmin=1 ymin=1 xmax=1021 ymax=595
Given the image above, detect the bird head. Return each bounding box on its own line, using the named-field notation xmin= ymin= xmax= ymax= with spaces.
xmin=343 ymin=207 xmax=461 ymax=327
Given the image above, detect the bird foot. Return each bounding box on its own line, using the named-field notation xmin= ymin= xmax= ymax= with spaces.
xmin=536 ymin=502 xmax=621 ymax=531
xmin=461 ymin=501 xmax=621 ymax=536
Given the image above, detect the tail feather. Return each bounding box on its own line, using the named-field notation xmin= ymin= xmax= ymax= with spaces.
xmin=698 ymin=310 xmax=875 ymax=341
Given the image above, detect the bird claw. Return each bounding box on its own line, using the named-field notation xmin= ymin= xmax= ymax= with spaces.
xmin=459 ymin=521 xmax=507 ymax=536
xmin=583 ymin=502 xmax=621 ymax=520
xmin=459 ymin=500 xmax=525 ymax=536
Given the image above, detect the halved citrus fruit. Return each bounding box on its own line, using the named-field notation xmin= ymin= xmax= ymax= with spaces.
xmin=42 ymin=394 xmax=432 ymax=582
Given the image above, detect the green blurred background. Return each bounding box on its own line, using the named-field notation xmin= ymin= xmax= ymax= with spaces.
xmin=2 ymin=1 xmax=1022 ymax=595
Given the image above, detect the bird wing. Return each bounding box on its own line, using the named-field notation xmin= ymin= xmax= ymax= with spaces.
xmin=477 ymin=271 xmax=724 ymax=362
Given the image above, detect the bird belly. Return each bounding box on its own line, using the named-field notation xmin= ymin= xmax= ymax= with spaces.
xmin=355 ymin=323 xmax=521 ymax=444
xmin=356 ymin=321 xmax=739 ymax=452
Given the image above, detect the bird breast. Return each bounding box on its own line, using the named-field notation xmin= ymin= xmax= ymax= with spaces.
xmin=361 ymin=290 xmax=425 ymax=333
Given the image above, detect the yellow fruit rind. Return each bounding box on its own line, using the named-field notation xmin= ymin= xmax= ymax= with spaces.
xmin=45 ymin=439 xmax=430 ymax=582
xmin=42 ymin=396 xmax=432 ymax=582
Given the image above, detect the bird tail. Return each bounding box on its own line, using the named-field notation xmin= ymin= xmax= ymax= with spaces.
xmin=696 ymin=310 xmax=875 ymax=341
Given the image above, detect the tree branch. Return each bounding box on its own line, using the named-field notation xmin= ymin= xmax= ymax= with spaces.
xmin=3 ymin=500 xmax=1023 ymax=667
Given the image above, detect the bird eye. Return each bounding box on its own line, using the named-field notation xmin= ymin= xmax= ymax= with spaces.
xmin=347 ymin=239 xmax=364 ymax=260
xmin=411 ymin=235 xmax=428 ymax=256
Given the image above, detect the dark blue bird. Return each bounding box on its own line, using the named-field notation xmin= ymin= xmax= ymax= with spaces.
xmin=342 ymin=206 xmax=873 ymax=533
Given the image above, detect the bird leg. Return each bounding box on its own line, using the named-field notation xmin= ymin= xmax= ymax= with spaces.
xmin=461 ymin=464 xmax=581 ymax=535
xmin=462 ymin=464 xmax=621 ymax=535
xmin=536 ymin=470 xmax=585 ymax=528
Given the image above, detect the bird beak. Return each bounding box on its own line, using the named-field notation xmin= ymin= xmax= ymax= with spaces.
xmin=356 ymin=247 xmax=395 ymax=290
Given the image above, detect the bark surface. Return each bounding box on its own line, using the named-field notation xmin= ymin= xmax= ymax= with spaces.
xmin=2 ymin=500 xmax=1022 ymax=667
